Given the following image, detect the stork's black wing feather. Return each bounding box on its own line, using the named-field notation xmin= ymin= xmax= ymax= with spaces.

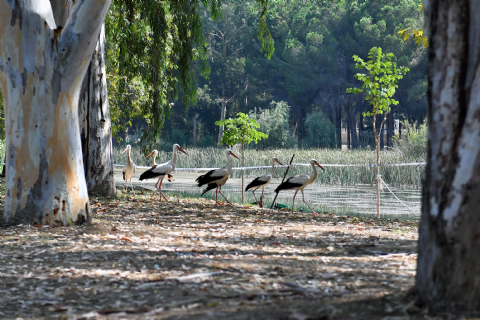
xmin=139 ymin=165 xmax=161 ymax=181
xmin=201 ymin=183 xmax=217 ymax=196
xmin=245 ymin=177 xmax=264 ymax=191
xmin=196 ymin=170 xmax=217 ymax=187
xmin=274 ymin=177 xmax=303 ymax=193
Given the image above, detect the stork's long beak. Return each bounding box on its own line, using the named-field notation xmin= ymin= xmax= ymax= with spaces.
xmin=121 ymin=147 xmax=129 ymax=154
xmin=178 ymin=146 xmax=188 ymax=155
xmin=146 ymin=151 xmax=155 ymax=158
xmin=316 ymin=163 xmax=325 ymax=171
xmin=276 ymin=159 xmax=283 ymax=166
xmin=231 ymin=152 xmax=240 ymax=160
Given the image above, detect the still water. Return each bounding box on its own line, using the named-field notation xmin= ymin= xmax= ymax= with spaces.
xmin=118 ymin=168 xmax=421 ymax=219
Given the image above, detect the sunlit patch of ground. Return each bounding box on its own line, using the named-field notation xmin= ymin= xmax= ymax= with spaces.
xmin=0 ymin=181 xmax=428 ymax=319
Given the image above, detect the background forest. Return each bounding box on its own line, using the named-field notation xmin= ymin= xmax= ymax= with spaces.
xmin=106 ymin=0 xmax=427 ymax=151
xmin=0 ymin=0 xmax=426 ymax=152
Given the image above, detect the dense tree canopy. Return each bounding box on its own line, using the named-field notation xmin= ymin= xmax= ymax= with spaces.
xmin=151 ymin=0 xmax=426 ymax=150
xmin=105 ymin=0 xmax=273 ymax=150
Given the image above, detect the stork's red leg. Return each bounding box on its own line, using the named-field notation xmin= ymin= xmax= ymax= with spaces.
xmin=261 ymin=187 xmax=265 ymax=208
xmin=219 ymin=186 xmax=231 ymax=205
xmin=158 ymin=178 xmax=168 ymax=201
xmin=292 ymin=190 xmax=299 ymax=214
xmin=215 ymin=186 xmax=219 ymax=205
xmin=130 ymin=178 xmax=135 ymax=197
xmin=151 ymin=178 xmax=161 ymax=199
xmin=252 ymin=189 xmax=259 ymax=205
xmin=301 ymin=189 xmax=317 ymax=215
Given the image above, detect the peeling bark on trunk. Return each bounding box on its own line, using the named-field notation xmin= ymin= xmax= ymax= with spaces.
xmin=0 ymin=0 xmax=111 ymax=225
xmin=78 ymin=26 xmax=115 ymax=197
xmin=417 ymin=0 xmax=480 ymax=313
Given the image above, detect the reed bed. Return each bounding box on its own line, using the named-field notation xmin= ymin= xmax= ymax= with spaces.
xmin=113 ymin=145 xmax=426 ymax=187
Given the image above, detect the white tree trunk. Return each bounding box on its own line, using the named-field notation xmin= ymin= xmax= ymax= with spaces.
xmin=0 ymin=0 xmax=111 ymax=225
xmin=218 ymin=86 xmax=227 ymax=145
xmin=78 ymin=26 xmax=116 ymax=197
xmin=417 ymin=0 xmax=480 ymax=312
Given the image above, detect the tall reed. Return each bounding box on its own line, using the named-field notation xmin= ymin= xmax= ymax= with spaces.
xmin=112 ymin=145 xmax=425 ymax=187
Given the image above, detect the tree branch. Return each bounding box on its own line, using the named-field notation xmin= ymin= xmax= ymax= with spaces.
xmin=226 ymin=75 xmax=248 ymax=104
xmin=211 ymin=48 xmax=224 ymax=59
xmin=58 ymin=0 xmax=111 ymax=87
xmin=227 ymin=46 xmax=244 ymax=58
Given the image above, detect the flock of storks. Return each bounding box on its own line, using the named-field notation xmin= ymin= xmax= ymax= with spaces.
xmin=121 ymin=144 xmax=325 ymax=214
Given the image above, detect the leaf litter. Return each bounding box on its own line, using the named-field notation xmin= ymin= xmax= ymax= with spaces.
xmin=0 ymin=187 xmax=426 ymax=319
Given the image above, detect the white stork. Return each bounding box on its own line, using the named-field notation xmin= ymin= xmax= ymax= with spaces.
xmin=147 ymin=150 xmax=174 ymax=182
xmin=245 ymin=157 xmax=283 ymax=208
xmin=274 ymin=159 xmax=325 ymax=215
xmin=121 ymin=145 xmax=136 ymax=197
xmin=139 ymin=144 xmax=188 ymax=201
xmin=196 ymin=149 xmax=240 ymax=205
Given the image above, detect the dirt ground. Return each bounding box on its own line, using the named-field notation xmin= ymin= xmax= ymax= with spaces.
xmin=0 ymin=179 xmax=448 ymax=320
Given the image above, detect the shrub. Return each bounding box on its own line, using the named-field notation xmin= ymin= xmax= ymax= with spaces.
xmin=304 ymin=110 xmax=336 ymax=148
xmin=394 ymin=118 xmax=428 ymax=159
xmin=249 ymin=101 xmax=297 ymax=149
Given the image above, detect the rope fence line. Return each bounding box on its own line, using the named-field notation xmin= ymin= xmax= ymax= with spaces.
xmin=377 ymin=175 xmax=420 ymax=215
xmin=110 ymin=162 xmax=426 ymax=171
xmin=0 ymin=162 xmax=426 ymax=169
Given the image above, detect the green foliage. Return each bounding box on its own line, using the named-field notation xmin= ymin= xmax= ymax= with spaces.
xmin=256 ymin=0 xmax=275 ymax=58
xmin=106 ymin=0 xmax=222 ymax=150
xmin=149 ymin=0 xmax=427 ymax=148
xmin=397 ymin=3 xmax=428 ymax=48
xmin=249 ymin=101 xmax=296 ymax=149
xmin=394 ymin=118 xmax=428 ymax=159
xmin=305 ymin=110 xmax=337 ymax=149
xmin=106 ymin=0 xmax=274 ymax=150
xmin=216 ymin=112 xmax=268 ymax=147
xmin=398 ymin=28 xmax=428 ymax=48
xmin=346 ymin=47 xmax=409 ymax=118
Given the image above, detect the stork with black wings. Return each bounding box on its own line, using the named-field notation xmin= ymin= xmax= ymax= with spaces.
xmin=196 ymin=149 xmax=239 ymax=205
xmin=245 ymin=157 xmax=283 ymax=207
xmin=275 ymin=159 xmax=325 ymax=215
xmin=139 ymin=144 xmax=188 ymax=201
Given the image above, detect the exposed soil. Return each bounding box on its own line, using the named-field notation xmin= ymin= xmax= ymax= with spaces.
xmin=0 ymin=180 xmax=441 ymax=320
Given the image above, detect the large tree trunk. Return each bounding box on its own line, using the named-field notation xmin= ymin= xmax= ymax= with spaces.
xmin=386 ymin=112 xmax=394 ymax=148
xmin=0 ymin=0 xmax=111 ymax=225
xmin=417 ymin=0 xmax=480 ymax=313
xmin=193 ymin=112 xmax=197 ymax=146
xmin=347 ymin=101 xmax=359 ymax=149
xmin=78 ymin=26 xmax=116 ymax=197
xmin=217 ymin=89 xmax=227 ymax=145
xmin=346 ymin=105 xmax=351 ymax=149
xmin=336 ymin=103 xmax=342 ymax=149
